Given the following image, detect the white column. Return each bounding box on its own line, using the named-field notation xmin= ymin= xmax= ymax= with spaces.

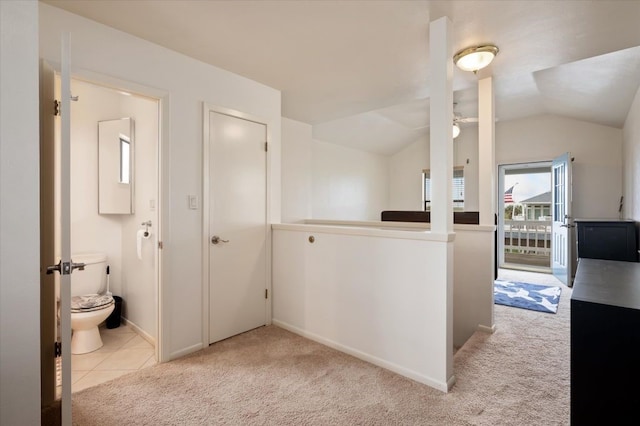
xmin=477 ymin=76 xmax=496 ymax=334
xmin=428 ymin=16 xmax=455 ymax=389
xmin=478 ymin=77 xmax=496 ymax=226
xmin=429 ymin=17 xmax=453 ymax=234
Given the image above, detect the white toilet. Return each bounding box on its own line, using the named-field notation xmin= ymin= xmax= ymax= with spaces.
xmin=70 ymin=253 xmax=115 ymax=354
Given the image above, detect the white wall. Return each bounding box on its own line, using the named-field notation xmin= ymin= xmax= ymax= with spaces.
xmin=272 ymin=224 xmax=454 ymax=392
xmin=119 ymin=91 xmax=158 ymax=339
xmin=40 ymin=3 xmax=282 ymax=359
xmin=389 ymin=135 xmax=429 ymax=210
xmin=281 ymin=117 xmax=312 ymax=223
xmin=390 ymin=115 xmax=623 ymax=220
xmin=0 ymin=1 xmax=41 ymax=423
xmin=281 ymin=117 xmax=390 ymax=222
xmin=452 ymin=226 xmax=495 ymax=346
xmin=497 ymin=115 xmax=623 ymax=220
xmin=389 ymin=130 xmax=479 ymax=212
xmin=311 ymin=139 xmax=389 ymax=220
xmin=623 ymin=85 xmax=640 ymax=221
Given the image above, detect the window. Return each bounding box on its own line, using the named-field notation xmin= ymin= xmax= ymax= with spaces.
xmin=119 ymin=137 xmax=130 ymax=184
xmin=423 ymin=167 xmax=464 ymax=211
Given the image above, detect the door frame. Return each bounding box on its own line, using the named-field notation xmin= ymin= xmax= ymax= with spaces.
xmin=201 ymin=103 xmax=273 ymax=347
xmin=497 ymin=161 xmax=552 ymax=271
xmin=41 ymin=64 xmax=170 ymax=365
xmin=76 ymin=69 xmax=170 ymax=363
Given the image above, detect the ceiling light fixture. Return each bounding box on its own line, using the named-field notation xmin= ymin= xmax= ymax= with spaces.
xmin=452 ymin=123 xmax=461 ymax=139
xmin=453 ymin=45 xmax=499 ymax=74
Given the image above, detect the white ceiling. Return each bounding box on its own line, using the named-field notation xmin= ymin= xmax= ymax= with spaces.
xmin=43 ymin=0 xmax=640 ymax=155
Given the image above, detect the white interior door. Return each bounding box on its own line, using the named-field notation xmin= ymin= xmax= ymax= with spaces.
xmin=40 ymin=34 xmax=76 ymax=425
xmin=208 ymin=110 xmax=267 ymax=344
xmin=551 ymin=152 xmax=573 ymax=286
xmin=39 ymin=59 xmax=58 ymax=412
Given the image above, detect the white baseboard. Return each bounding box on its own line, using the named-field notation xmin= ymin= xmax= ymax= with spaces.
xmin=169 ymin=343 xmax=203 ymax=360
xmin=478 ymin=324 xmax=496 ymax=334
xmin=121 ymin=317 xmax=156 ymax=346
xmin=272 ymin=319 xmax=453 ymax=393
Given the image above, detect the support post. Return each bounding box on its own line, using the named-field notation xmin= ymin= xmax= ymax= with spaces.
xmin=478 ymin=77 xmax=495 ymax=226
xmin=429 ymin=17 xmax=453 ymax=235
xmin=429 ymin=16 xmax=455 ymax=389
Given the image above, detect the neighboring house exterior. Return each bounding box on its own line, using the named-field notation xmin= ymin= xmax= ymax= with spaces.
xmin=521 ymin=191 xmax=552 ymax=221
xmin=2 ymin=1 xmax=640 ymax=424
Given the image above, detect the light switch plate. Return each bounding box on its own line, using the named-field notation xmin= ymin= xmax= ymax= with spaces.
xmin=188 ymin=195 xmax=199 ymax=210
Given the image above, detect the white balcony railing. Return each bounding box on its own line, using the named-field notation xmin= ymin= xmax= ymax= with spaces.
xmin=504 ymin=219 xmax=552 ymax=256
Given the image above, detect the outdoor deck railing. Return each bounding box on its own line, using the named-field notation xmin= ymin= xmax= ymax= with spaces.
xmin=504 ymin=219 xmax=552 ymax=256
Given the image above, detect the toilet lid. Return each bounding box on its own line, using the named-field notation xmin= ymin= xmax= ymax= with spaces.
xmin=71 ymin=294 xmax=114 ymax=313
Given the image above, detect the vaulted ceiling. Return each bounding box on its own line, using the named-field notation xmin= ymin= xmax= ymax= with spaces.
xmin=43 ymin=0 xmax=640 ymax=154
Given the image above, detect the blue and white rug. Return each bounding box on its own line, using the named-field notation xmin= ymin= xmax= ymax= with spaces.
xmin=494 ymin=280 xmax=562 ymax=314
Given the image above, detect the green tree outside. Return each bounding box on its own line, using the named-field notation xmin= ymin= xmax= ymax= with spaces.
xmin=504 ymin=204 xmax=522 ymax=220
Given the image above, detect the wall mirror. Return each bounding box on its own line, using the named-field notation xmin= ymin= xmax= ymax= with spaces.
xmin=98 ymin=117 xmax=134 ymax=214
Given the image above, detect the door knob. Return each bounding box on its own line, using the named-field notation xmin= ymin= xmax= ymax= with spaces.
xmin=211 ymin=235 xmax=229 ymax=245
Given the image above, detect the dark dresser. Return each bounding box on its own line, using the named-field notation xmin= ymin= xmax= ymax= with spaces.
xmin=575 ymin=219 xmax=638 ymax=262
xmin=570 ymin=258 xmax=640 ymax=424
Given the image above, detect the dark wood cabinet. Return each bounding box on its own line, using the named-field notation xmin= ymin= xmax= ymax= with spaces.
xmin=570 ymin=259 xmax=640 ymax=424
xmin=575 ymin=219 xmax=638 ymax=262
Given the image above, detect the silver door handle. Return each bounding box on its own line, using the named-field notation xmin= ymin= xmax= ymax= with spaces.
xmin=211 ymin=235 xmax=229 ymax=245
xmin=46 ymin=260 xmax=85 ymax=275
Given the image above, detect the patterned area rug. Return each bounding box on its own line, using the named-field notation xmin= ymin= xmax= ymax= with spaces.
xmin=494 ymin=280 xmax=562 ymax=314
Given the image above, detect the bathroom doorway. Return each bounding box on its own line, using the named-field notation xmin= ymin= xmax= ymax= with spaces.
xmin=44 ymin=72 xmax=163 ymax=402
xmin=67 ymin=77 xmax=161 ymax=392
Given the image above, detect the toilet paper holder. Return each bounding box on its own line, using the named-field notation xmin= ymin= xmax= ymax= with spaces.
xmin=141 ymin=220 xmax=152 ymax=237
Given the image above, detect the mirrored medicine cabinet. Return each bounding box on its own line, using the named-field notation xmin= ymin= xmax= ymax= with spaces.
xmin=98 ymin=117 xmax=134 ymax=214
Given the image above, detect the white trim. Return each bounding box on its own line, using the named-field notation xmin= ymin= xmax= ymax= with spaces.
xmin=497 ymin=161 xmax=552 ymax=271
xmin=274 ymin=222 xmax=454 ymax=241
xmin=273 ymin=221 xmax=496 ymax=241
xmin=272 ymin=320 xmax=454 ymax=393
xmin=157 ymin=93 xmax=170 ymax=363
xmin=169 ymin=343 xmax=204 ymax=360
xmin=201 ymin=103 xmax=272 ymax=347
xmin=477 ymin=324 xmax=497 ymax=334
xmin=201 ymin=104 xmax=210 ymax=349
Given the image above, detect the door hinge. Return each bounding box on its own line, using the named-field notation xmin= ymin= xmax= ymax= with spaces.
xmin=265 ymin=289 xmax=268 ymax=299
xmin=264 ymin=142 xmax=268 ymax=152
xmin=158 ymin=241 xmax=164 ymax=249
xmin=54 ymin=100 xmax=61 ymax=116
xmin=54 ymin=341 xmax=61 ymax=358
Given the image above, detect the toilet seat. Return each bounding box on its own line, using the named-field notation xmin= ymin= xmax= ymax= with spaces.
xmin=71 ymin=294 xmax=114 ymax=313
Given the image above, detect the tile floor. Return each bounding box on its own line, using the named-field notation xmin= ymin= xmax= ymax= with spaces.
xmin=71 ymin=324 xmax=156 ymax=393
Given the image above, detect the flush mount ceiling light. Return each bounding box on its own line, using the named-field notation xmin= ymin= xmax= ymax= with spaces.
xmin=453 ymin=45 xmax=499 ymax=74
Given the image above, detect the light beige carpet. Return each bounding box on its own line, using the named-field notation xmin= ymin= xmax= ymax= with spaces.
xmin=72 ymin=270 xmax=570 ymax=425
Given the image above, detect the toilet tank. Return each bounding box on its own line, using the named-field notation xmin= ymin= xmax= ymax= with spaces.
xmin=70 ymin=253 xmax=108 ymax=297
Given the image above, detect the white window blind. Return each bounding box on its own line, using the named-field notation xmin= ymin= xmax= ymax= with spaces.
xmin=423 ymin=166 xmax=464 ymax=211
